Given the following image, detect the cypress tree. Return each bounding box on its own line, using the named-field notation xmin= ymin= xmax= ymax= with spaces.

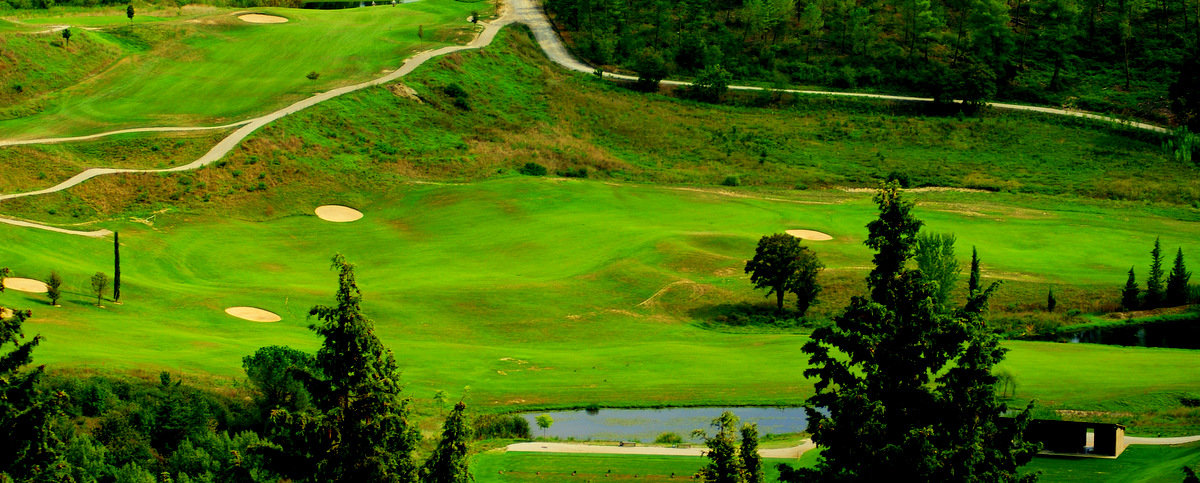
xmin=1146 ymin=237 xmax=1165 ymax=308
xmin=968 ymin=246 xmax=982 ymax=296
xmin=113 ymin=232 xmax=121 ymax=303
xmin=1167 ymin=248 xmax=1192 ymax=306
xmin=1122 ymin=267 xmax=1140 ymax=310
xmin=420 ymin=401 xmax=473 ymax=483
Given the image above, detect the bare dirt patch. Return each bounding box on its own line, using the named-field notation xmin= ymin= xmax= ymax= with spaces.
xmin=238 ymin=14 xmax=288 ymax=24
xmin=4 ymin=277 xmax=48 ymax=293
xmin=786 ymin=229 xmax=833 ymax=241
xmin=315 ymin=205 xmax=363 ymax=222
xmin=387 ymin=83 xmax=423 ymax=103
xmin=224 ymin=306 xmax=281 ymax=322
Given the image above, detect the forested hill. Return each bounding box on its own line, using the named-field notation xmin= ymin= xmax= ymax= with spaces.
xmin=544 ymin=0 xmax=1200 ymax=126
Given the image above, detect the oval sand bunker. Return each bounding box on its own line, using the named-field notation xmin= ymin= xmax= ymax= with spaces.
xmin=225 ymin=307 xmax=282 ymax=322
xmin=786 ymin=229 xmax=833 ymax=241
xmin=238 ymin=14 xmax=288 ymax=23
xmin=4 ymin=277 xmax=49 ymax=293
xmin=315 ymin=205 xmax=364 ymax=222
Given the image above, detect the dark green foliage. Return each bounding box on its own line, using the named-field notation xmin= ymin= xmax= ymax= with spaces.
xmin=1184 ymin=465 xmax=1200 ymax=483
xmin=91 ymin=272 xmax=108 ymax=306
xmin=443 ymin=83 xmax=468 ymax=99
xmin=1146 ymin=237 xmax=1165 ymax=308
xmin=721 ymin=176 xmax=740 ymax=187
xmin=266 ymin=255 xmax=420 ymax=482
xmin=126 ymin=4 xmax=133 ymax=22
xmin=739 ymin=424 xmax=762 ymax=483
xmin=632 ymin=48 xmax=667 ymax=92
xmin=46 ymin=271 xmax=62 ymax=306
xmin=1170 ymin=53 xmax=1200 ymax=132
xmin=693 ymin=411 xmax=742 ymax=483
xmin=744 ymin=233 xmax=823 ymax=313
xmin=471 ymin=414 xmax=530 ymax=440
xmin=914 ymin=231 xmax=960 ymax=308
xmin=114 ymin=232 xmax=121 ymax=302
xmin=0 ymin=305 xmax=67 ymax=481
xmin=306 ymin=71 xmax=320 ymax=80
xmin=518 ymin=162 xmax=547 ymax=176
xmin=1047 ymin=288 xmax=1057 ymax=312
xmin=968 ymin=246 xmax=982 ymax=296
xmin=0 ymin=267 xmax=10 ymax=294
xmin=654 ymin=432 xmax=683 ymax=444
xmin=61 ymin=27 xmax=71 ymax=47
xmin=1122 ymin=266 xmax=1140 ymax=310
xmin=786 ymin=184 xmax=1036 ymax=481
xmin=686 ymin=64 xmax=732 ymax=102
xmin=242 ymin=346 xmax=316 ymax=419
xmin=1167 ymin=248 xmax=1192 ymax=306
xmin=420 ymin=401 xmax=473 ymax=483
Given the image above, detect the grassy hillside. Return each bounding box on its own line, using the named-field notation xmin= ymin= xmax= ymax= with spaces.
xmin=0 ymin=1 xmax=484 ymax=138
xmin=2 ymin=177 xmax=1199 ymax=434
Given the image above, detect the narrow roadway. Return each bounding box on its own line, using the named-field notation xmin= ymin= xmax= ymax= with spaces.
xmin=0 ymin=0 xmax=1171 ymax=236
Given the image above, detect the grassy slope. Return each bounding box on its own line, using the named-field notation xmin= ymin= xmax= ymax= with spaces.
xmin=0 ymin=1 xmax=483 ymax=138
xmin=2 ymin=177 xmax=1198 ymax=431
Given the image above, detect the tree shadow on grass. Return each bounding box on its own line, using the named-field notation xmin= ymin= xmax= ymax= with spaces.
xmin=688 ymin=302 xmax=820 ymax=333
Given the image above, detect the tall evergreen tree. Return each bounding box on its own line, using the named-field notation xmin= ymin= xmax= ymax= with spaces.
xmin=695 ymin=412 xmax=742 ymax=483
xmin=739 ymin=423 xmax=763 ymax=483
xmin=968 ymin=246 xmax=982 ymax=295
xmin=267 ymin=255 xmax=420 ymax=482
xmin=1146 ymin=237 xmax=1165 ymax=308
xmin=420 ymin=401 xmax=473 ymax=483
xmin=113 ymin=232 xmax=121 ymax=303
xmin=783 ymin=183 xmax=1034 ymax=481
xmin=1122 ymin=267 xmax=1140 ymax=310
xmin=1167 ymin=248 xmax=1192 ymax=306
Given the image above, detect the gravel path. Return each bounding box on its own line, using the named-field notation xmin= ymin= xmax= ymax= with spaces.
xmin=1125 ymin=435 xmax=1200 ymax=445
xmin=0 ymin=0 xmax=1171 ymax=236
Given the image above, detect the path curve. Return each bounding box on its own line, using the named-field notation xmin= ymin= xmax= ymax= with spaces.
xmin=0 ymin=0 xmax=1171 ymax=237
xmin=507 ymin=440 xmax=815 ymax=458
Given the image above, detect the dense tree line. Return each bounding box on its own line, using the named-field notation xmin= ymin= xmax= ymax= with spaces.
xmin=546 ymin=0 xmax=1200 ymax=123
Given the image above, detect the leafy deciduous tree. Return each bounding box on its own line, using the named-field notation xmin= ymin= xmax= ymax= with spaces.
xmin=745 ymin=233 xmax=824 ymax=313
xmin=694 ymin=411 xmax=742 ymax=482
xmin=46 ymin=272 xmax=62 ymax=307
xmin=91 ymin=272 xmax=108 ymax=306
xmin=915 ymin=231 xmax=960 ymax=308
xmin=535 ymin=414 xmax=553 ymax=438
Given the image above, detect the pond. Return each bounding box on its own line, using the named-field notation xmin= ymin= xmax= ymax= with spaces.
xmin=518 ymin=407 xmax=812 ymax=443
xmin=1059 ymin=316 xmax=1200 ymax=349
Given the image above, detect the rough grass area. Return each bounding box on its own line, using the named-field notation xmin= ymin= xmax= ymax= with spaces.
xmin=0 ymin=1 xmax=484 ymax=138
xmin=470 ymin=452 xmax=806 ymax=482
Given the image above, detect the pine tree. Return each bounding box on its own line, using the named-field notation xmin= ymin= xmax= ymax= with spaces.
xmin=267 ymin=255 xmax=420 ymax=482
xmin=1167 ymin=248 xmax=1192 ymax=306
xmin=1122 ymin=267 xmax=1140 ymax=310
xmin=1146 ymin=237 xmax=1165 ymax=308
xmin=113 ymin=232 xmax=121 ymax=303
xmin=420 ymin=401 xmax=473 ymax=483
xmin=784 ymin=183 xmax=1034 ymax=481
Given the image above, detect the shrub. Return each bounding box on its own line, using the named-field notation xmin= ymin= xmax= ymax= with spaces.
xmin=518 ymin=162 xmax=547 ymax=176
xmin=306 ymin=71 xmax=320 ymax=80
xmin=443 ymin=83 xmax=468 ymax=99
xmin=654 ymin=432 xmax=684 ymax=444
xmin=556 ymin=167 xmax=588 ymax=178
xmin=721 ymin=175 xmax=741 ymax=187
xmin=473 ymin=414 xmax=531 ymax=440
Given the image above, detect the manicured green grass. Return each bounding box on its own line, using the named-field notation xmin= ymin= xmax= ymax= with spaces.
xmin=2 ymin=177 xmax=1198 ymax=429
xmin=470 ymin=452 xmax=803 ymax=482
xmin=1024 ymin=442 xmax=1200 ymax=482
xmin=0 ymin=1 xmax=483 ymax=138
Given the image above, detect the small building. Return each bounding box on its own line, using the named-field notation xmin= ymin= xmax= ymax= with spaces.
xmin=1025 ymin=420 xmax=1126 ymax=457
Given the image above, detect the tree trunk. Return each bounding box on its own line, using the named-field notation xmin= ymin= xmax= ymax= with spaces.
xmin=776 ymin=289 xmax=785 ymax=311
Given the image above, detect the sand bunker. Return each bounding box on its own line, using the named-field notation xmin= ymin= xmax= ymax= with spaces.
xmin=315 ymin=205 xmax=364 ymax=222
xmin=238 ymin=14 xmax=288 ymax=24
xmin=786 ymin=229 xmax=833 ymax=241
xmin=3 ymin=277 xmax=48 ymax=293
xmin=224 ymin=306 xmax=281 ymax=322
